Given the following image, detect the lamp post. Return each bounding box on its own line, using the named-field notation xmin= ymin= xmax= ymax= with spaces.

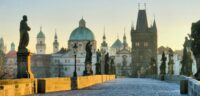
xmin=73 ymin=43 xmax=78 ymax=77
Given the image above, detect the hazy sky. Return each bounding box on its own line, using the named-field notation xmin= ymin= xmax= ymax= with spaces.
xmin=0 ymin=0 xmax=200 ymax=54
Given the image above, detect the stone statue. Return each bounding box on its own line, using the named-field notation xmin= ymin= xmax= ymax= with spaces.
xmin=181 ymin=36 xmax=193 ymax=76
xmin=18 ymin=15 xmax=31 ymax=52
xmin=168 ymin=48 xmax=174 ymax=75
xmin=160 ymin=52 xmax=166 ymax=75
xmin=95 ymin=49 xmax=101 ymax=74
xmin=85 ymin=41 xmax=92 ymax=63
xmin=83 ymin=41 xmax=93 ymax=75
xmin=104 ymin=53 xmax=109 ymax=74
xmin=191 ymin=20 xmax=200 ymax=80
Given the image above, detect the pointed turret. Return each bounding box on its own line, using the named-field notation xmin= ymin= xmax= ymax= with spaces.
xmin=53 ymin=29 xmax=59 ymax=53
xmin=101 ymin=27 xmax=108 ymax=47
xmin=79 ymin=17 xmax=86 ymax=27
xmin=123 ymin=29 xmax=128 ymax=49
xmin=136 ymin=9 xmax=148 ymax=32
xmin=131 ymin=22 xmax=135 ymax=31
xmin=11 ymin=42 xmax=15 ymax=51
xmin=152 ymin=19 xmax=157 ymax=32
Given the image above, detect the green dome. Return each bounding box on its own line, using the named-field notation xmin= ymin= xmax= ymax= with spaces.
xmin=111 ymin=39 xmax=123 ymax=48
xmin=69 ymin=18 xmax=95 ymax=41
xmin=37 ymin=31 xmax=45 ymax=38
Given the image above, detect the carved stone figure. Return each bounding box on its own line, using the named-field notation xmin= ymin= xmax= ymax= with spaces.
xmin=85 ymin=41 xmax=92 ymax=63
xmin=18 ymin=15 xmax=31 ymax=52
xmin=160 ymin=52 xmax=166 ymax=75
xmin=168 ymin=48 xmax=174 ymax=75
xmin=191 ymin=21 xmax=200 ymax=80
xmin=83 ymin=41 xmax=93 ymax=75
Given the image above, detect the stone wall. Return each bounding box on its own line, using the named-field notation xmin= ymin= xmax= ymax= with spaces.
xmin=77 ymin=75 xmax=115 ymax=89
xmin=37 ymin=77 xmax=71 ymax=93
xmin=188 ymin=78 xmax=200 ymax=96
xmin=0 ymin=75 xmax=116 ymax=95
xmin=0 ymin=79 xmax=34 ymax=96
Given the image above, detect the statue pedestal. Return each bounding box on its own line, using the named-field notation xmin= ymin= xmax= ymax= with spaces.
xmin=83 ymin=62 xmax=93 ymax=76
xmin=17 ymin=51 xmax=34 ymax=79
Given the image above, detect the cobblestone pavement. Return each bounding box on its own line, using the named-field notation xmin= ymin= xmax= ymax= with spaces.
xmin=38 ymin=78 xmax=187 ymax=96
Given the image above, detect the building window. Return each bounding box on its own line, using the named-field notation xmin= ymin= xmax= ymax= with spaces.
xmin=135 ymin=42 xmax=140 ymax=47
xmin=40 ymin=41 xmax=42 ymax=44
xmin=64 ymin=67 xmax=68 ymax=71
xmin=65 ymin=60 xmax=67 ymax=63
xmin=144 ymin=42 xmax=148 ymax=47
xmin=77 ymin=67 xmax=80 ymax=71
xmin=76 ymin=59 xmax=80 ymax=63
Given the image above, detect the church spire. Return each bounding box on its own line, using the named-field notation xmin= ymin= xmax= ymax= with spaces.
xmin=101 ymin=27 xmax=108 ymax=47
xmin=103 ymin=27 xmax=106 ymax=41
xmin=40 ymin=26 xmax=42 ymax=32
xmin=54 ymin=29 xmax=58 ymax=40
xmin=123 ymin=28 xmax=126 ymax=40
xmin=79 ymin=17 xmax=86 ymax=27
xmin=131 ymin=22 xmax=134 ymax=31
xmin=11 ymin=42 xmax=15 ymax=51
xmin=153 ymin=18 xmax=157 ymax=32
xmin=123 ymin=28 xmax=128 ymax=48
xmin=53 ymin=29 xmax=59 ymax=53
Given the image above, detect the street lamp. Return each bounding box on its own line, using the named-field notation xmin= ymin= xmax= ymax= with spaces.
xmin=73 ymin=43 xmax=78 ymax=77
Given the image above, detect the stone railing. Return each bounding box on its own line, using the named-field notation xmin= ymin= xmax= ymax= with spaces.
xmin=37 ymin=77 xmax=71 ymax=93
xmin=0 ymin=79 xmax=35 ymax=96
xmin=0 ymin=75 xmax=116 ymax=96
xmin=77 ymin=75 xmax=115 ymax=89
xmin=188 ymin=77 xmax=200 ymax=96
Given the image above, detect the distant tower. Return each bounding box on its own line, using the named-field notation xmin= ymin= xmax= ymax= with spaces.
xmin=36 ymin=27 xmax=46 ymax=54
xmin=101 ymin=28 xmax=108 ymax=53
xmin=123 ymin=29 xmax=128 ymax=49
xmin=131 ymin=8 xmax=157 ymax=77
xmin=0 ymin=37 xmax=6 ymax=53
xmin=11 ymin=42 xmax=15 ymax=51
xmin=53 ymin=29 xmax=59 ymax=53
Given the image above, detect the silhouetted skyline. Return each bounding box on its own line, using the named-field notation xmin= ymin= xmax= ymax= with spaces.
xmin=0 ymin=0 xmax=200 ymax=53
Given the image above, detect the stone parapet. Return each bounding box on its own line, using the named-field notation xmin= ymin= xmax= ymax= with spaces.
xmin=188 ymin=77 xmax=200 ymax=96
xmin=77 ymin=75 xmax=116 ymax=89
xmin=0 ymin=75 xmax=116 ymax=95
xmin=0 ymin=79 xmax=34 ymax=96
xmin=37 ymin=77 xmax=71 ymax=93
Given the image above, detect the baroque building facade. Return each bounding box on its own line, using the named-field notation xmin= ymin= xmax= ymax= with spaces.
xmin=51 ymin=18 xmax=97 ymax=77
xmin=36 ymin=27 xmax=46 ymax=54
xmin=131 ymin=9 xmax=157 ymax=77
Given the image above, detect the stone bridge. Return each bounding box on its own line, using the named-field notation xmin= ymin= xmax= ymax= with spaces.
xmin=39 ymin=78 xmax=186 ymax=96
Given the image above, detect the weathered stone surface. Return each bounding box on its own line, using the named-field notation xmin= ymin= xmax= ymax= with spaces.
xmin=188 ymin=78 xmax=200 ymax=96
xmin=41 ymin=78 xmax=186 ymax=96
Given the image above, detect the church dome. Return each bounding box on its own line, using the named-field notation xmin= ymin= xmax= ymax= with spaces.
xmin=69 ymin=18 xmax=95 ymax=41
xmin=111 ymin=39 xmax=123 ymax=48
xmin=37 ymin=27 xmax=45 ymax=38
xmin=37 ymin=31 xmax=45 ymax=38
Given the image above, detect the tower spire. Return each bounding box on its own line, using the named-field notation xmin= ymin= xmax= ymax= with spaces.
xmin=136 ymin=7 xmax=148 ymax=32
xmin=55 ymin=29 xmax=57 ymax=40
xmin=138 ymin=3 xmax=140 ymax=10
xmin=144 ymin=3 xmax=146 ymax=9
xmin=103 ymin=27 xmax=106 ymax=41
xmin=123 ymin=28 xmax=126 ymax=40
xmin=40 ymin=26 xmax=42 ymax=32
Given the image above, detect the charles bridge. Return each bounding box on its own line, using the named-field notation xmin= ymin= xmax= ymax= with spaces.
xmin=0 ymin=75 xmax=200 ymax=96
xmin=1 ymin=8 xmax=200 ymax=96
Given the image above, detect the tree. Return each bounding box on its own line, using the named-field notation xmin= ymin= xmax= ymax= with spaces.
xmin=191 ymin=21 xmax=200 ymax=80
xmin=160 ymin=52 xmax=166 ymax=75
